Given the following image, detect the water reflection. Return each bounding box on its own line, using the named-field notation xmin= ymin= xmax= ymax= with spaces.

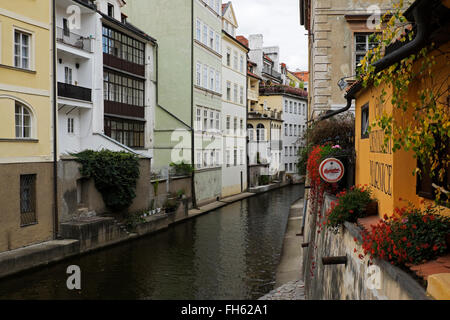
xmin=0 ymin=185 xmax=303 ymax=300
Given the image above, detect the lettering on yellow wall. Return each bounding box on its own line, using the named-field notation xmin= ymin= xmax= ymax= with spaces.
xmin=369 ymin=129 xmax=392 ymax=154
xmin=370 ymin=160 xmax=392 ymax=196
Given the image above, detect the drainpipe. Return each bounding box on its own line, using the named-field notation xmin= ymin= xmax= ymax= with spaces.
xmin=190 ymin=0 xmax=198 ymax=209
xmin=52 ymin=0 xmax=59 ymax=239
xmin=317 ymin=2 xmax=431 ymax=122
xmin=154 ymin=23 xmax=197 ymax=209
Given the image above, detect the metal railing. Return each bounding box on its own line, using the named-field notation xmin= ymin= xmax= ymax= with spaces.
xmin=262 ymin=66 xmax=282 ymax=80
xmin=58 ymin=82 xmax=92 ymax=102
xmin=56 ymin=27 xmax=93 ymax=53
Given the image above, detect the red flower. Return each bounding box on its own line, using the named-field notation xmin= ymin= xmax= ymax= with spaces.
xmin=433 ymin=245 xmax=439 ymax=251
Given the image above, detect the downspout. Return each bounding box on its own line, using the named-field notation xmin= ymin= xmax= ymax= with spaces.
xmin=52 ymin=0 xmax=59 ymax=239
xmin=154 ymin=33 xmax=197 ymax=209
xmin=317 ymin=2 xmax=431 ymax=122
xmin=245 ymin=60 xmax=250 ymax=190
xmin=190 ymin=0 xmax=198 ymax=209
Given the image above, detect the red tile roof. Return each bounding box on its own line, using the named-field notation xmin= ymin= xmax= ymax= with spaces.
xmin=293 ymin=71 xmax=309 ymax=82
xmin=236 ymin=35 xmax=249 ymax=47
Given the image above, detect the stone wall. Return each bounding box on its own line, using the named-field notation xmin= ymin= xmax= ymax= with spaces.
xmin=0 ymin=162 xmax=54 ymax=253
xmin=58 ymin=157 xmax=152 ymax=223
xmin=302 ymin=193 xmax=429 ymax=300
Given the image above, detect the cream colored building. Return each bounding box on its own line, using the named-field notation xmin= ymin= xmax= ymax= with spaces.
xmin=221 ymin=2 xmax=248 ymax=197
xmin=300 ymin=0 xmax=392 ymax=119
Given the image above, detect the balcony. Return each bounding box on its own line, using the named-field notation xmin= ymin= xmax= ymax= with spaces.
xmin=56 ymin=27 xmax=93 ymax=53
xmin=103 ymin=53 xmax=145 ymax=77
xmin=259 ymin=84 xmax=308 ymax=98
xmin=58 ymin=82 xmax=92 ymax=102
xmin=248 ymin=89 xmax=258 ymax=101
xmin=262 ymin=66 xmax=282 ymax=80
xmin=248 ymin=109 xmax=282 ymax=120
xmin=104 ymin=100 xmax=145 ymax=119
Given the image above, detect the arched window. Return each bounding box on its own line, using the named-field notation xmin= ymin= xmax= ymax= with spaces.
xmin=256 ymin=123 xmax=265 ymax=141
xmin=247 ymin=124 xmax=254 ymax=141
xmin=15 ymin=102 xmax=32 ymax=138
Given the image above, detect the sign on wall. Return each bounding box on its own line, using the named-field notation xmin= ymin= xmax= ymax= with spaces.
xmin=319 ymin=158 xmax=345 ymax=183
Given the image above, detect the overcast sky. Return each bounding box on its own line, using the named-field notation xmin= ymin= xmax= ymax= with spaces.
xmin=231 ymin=0 xmax=309 ymax=71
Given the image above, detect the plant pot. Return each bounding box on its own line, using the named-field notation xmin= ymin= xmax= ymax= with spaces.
xmin=364 ymin=201 xmax=378 ymax=217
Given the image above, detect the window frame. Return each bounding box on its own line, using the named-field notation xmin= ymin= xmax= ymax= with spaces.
xmin=361 ymin=103 xmax=369 ymax=139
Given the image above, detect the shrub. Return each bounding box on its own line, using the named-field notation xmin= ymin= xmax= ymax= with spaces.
xmin=259 ymin=175 xmax=270 ymax=186
xmin=360 ymin=205 xmax=450 ymax=266
xmin=170 ymin=161 xmax=193 ymax=176
xmin=326 ymin=186 xmax=374 ymax=227
xmin=163 ymin=198 xmax=179 ymax=213
xmin=72 ymin=149 xmax=140 ymax=212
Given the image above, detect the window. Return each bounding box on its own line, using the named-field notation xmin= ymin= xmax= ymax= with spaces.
xmin=215 ymin=0 xmax=220 ymax=13
xmin=234 ymin=149 xmax=237 ymax=166
xmin=215 ymin=33 xmax=220 ymax=52
xmin=107 ymin=3 xmax=114 ymax=18
xmin=209 ymin=30 xmax=214 ymax=48
xmin=63 ymin=18 xmax=70 ymax=37
xmin=14 ymin=30 xmax=30 ymax=69
xmin=233 ymin=51 xmax=238 ymax=70
xmin=240 ymin=55 xmax=244 ymax=73
xmin=240 ymin=118 xmax=243 ymax=136
xmin=239 ymin=86 xmax=244 ymax=105
xmin=256 ymin=123 xmax=265 ymax=141
xmin=226 ymin=48 xmax=231 ymax=67
xmin=202 ymin=25 xmax=208 ymax=45
xmin=196 ymin=62 xmax=201 ymax=86
xmin=215 ymin=112 xmax=220 ymax=130
xmin=233 ymin=117 xmax=237 ymax=135
xmin=290 ymin=147 xmax=293 ymax=156
xmin=294 ymin=125 xmax=297 ymax=136
xmin=361 ymin=103 xmax=369 ymax=139
xmin=285 ymin=146 xmax=288 ymax=156
xmin=233 ymin=83 xmax=238 ymax=103
xmin=196 ymin=20 xmax=201 ymax=41
xmin=102 ymin=26 xmax=145 ymax=65
xmin=284 ymin=123 xmax=288 ymax=136
xmin=416 ymin=125 xmax=449 ymax=202
xmin=209 ymin=68 xmax=214 ymax=91
xmin=20 ymin=174 xmax=37 ymax=226
xmin=203 ymin=110 xmax=208 ymax=131
xmin=289 ymin=101 xmax=293 ymax=113
xmin=215 ymin=71 xmax=220 ymax=92
xmin=103 ymin=70 xmax=145 ymax=107
xmin=67 ymin=118 xmax=74 ymax=134
xmin=203 ymin=65 xmax=208 ymax=88
xmin=226 ymin=150 xmax=231 ymax=167
xmin=196 ymin=108 xmax=202 ymax=130
xmin=210 ymin=111 xmax=214 ymax=131
xmin=203 ymin=151 xmax=208 ymax=168
xmin=355 ymin=33 xmax=378 ymax=72
xmin=289 ymin=124 xmax=292 ymax=136
xmin=15 ymin=103 xmax=32 ymax=138
xmin=226 ymin=81 xmax=231 ymax=100
xmin=284 ymin=100 xmax=288 ymax=112
xmin=247 ymin=124 xmax=254 ymax=141
xmin=65 ymin=67 xmax=72 ymax=85
xmin=104 ymin=117 xmax=145 ymax=148
xmin=285 ymin=163 xmax=288 ymax=172
xmin=226 ymin=116 xmax=231 ymax=132
xmin=289 ymin=163 xmax=293 ymax=172
xmin=196 ymin=151 xmax=201 ymax=168
xmin=294 ymin=102 xmax=297 ymax=114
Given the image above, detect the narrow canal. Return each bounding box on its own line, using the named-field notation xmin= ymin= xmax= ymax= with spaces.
xmin=0 ymin=184 xmax=303 ymax=300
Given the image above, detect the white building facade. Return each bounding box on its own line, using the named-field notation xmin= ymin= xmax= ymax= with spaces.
xmin=56 ymin=0 xmax=156 ymax=158
xmin=282 ymin=95 xmax=308 ymax=177
xmin=221 ymin=2 xmax=248 ymax=197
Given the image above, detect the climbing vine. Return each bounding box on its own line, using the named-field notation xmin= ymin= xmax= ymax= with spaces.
xmin=358 ymin=0 xmax=449 ymax=206
xmin=73 ymin=150 xmax=140 ymax=212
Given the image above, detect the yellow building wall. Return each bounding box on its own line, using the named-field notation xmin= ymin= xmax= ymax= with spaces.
xmin=355 ymin=43 xmax=450 ymax=217
xmin=0 ymin=2 xmax=53 ymax=161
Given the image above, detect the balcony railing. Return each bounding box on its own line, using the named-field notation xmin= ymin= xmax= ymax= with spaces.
xmin=58 ymin=82 xmax=92 ymax=102
xmin=262 ymin=66 xmax=282 ymax=80
xmin=259 ymin=84 xmax=308 ymax=98
xmin=57 ymin=27 xmax=93 ymax=53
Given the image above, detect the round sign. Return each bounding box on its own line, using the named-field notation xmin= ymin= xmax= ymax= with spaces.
xmin=319 ymin=158 xmax=345 ymax=183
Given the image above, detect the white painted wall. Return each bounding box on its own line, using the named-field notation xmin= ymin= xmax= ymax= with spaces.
xmin=282 ymin=96 xmax=308 ymax=174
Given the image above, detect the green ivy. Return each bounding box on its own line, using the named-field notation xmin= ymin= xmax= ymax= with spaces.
xmin=72 ymin=149 xmax=140 ymax=212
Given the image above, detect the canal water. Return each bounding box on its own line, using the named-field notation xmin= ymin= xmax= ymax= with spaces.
xmin=0 ymin=184 xmax=303 ymax=300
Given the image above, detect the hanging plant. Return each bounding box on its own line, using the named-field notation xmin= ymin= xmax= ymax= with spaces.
xmin=72 ymin=149 xmax=140 ymax=212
